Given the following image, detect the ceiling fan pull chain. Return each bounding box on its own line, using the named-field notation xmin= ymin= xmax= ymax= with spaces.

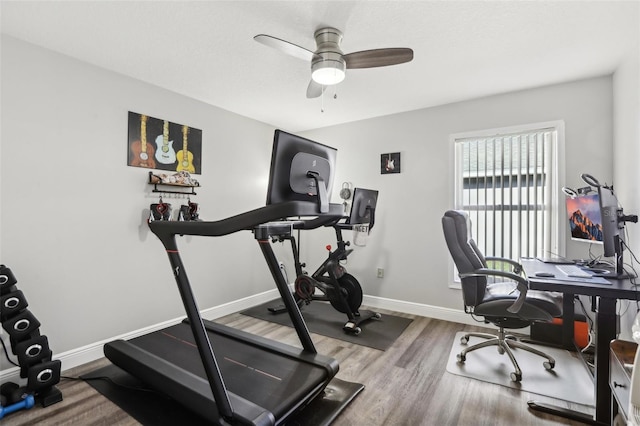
xmin=321 ymin=87 xmax=325 ymax=113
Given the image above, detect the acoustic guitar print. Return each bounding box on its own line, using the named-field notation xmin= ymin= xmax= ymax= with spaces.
xmin=155 ymin=120 xmax=176 ymax=164
xmin=130 ymin=114 xmax=156 ymax=168
xmin=176 ymin=125 xmax=195 ymax=173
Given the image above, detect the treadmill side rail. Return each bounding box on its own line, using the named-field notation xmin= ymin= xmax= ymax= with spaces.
xmin=200 ymin=319 xmax=340 ymax=377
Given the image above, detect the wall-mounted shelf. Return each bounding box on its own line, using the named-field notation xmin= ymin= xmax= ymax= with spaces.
xmin=148 ymin=171 xmax=199 ymax=195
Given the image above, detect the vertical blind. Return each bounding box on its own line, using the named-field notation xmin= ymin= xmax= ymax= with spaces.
xmin=454 ymin=128 xmax=557 ymax=260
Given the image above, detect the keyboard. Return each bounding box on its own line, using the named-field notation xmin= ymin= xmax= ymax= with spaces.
xmin=555 ymin=264 xmax=593 ymax=278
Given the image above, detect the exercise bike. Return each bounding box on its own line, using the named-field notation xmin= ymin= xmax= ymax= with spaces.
xmin=269 ymin=188 xmax=380 ymax=335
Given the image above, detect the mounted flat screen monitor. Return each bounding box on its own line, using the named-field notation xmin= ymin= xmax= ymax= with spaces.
xmin=566 ymin=193 xmax=604 ymax=244
xmin=266 ymin=130 xmax=337 ymax=213
xmin=347 ymin=188 xmax=378 ymax=230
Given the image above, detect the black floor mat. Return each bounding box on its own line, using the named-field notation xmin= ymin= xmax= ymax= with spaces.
xmin=83 ymin=363 xmax=364 ymax=426
xmin=240 ymin=299 xmax=412 ymax=351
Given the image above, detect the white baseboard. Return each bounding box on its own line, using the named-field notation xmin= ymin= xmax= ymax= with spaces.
xmin=362 ymin=295 xmax=482 ymax=327
xmin=0 ymin=288 xmax=282 ymax=385
xmin=1 ymin=291 xmax=475 ymax=384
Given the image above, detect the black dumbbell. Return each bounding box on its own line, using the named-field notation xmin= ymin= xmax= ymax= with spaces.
xmin=0 ymin=289 xmax=28 ymax=321
xmin=0 ymin=265 xmax=17 ymax=296
xmin=0 ymin=382 xmax=18 ymax=398
xmin=0 ymin=382 xmax=28 ymax=405
xmin=27 ymin=359 xmax=62 ymax=391
xmin=2 ymin=309 xmax=41 ymax=341
xmin=16 ymin=335 xmax=52 ymax=378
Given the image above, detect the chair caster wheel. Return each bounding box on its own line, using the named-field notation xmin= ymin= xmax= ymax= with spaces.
xmin=373 ymin=313 xmax=382 ymax=320
xmin=543 ymin=361 xmax=555 ymax=370
xmin=460 ymin=336 xmax=469 ymax=345
xmin=457 ymin=353 xmax=466 ymax=363
xmin=510 ymin=372 xmax=522 ymax=382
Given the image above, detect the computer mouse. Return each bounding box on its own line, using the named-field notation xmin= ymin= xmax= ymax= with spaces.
xmin=534 ymin=271 xmax=555 ymax=278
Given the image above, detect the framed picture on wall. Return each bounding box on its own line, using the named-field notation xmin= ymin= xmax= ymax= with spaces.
xmin=381 ymin=152 xmax=401 ymax=174
xmin=127 ymin=111 xmax=203 ymax=174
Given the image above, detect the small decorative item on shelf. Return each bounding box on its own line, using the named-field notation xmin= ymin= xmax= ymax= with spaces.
xmin=149 ymin=171 xmax=199 ymax=186
xmin=148 ymin=171 xmax=199 ymax=195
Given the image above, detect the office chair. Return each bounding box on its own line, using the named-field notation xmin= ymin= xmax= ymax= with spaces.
xmin=442 ymin=210 xmax=563 ymax=382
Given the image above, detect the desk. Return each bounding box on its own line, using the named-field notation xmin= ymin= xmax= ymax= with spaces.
xmin=520 ymin=258 xmax=638 ymax=425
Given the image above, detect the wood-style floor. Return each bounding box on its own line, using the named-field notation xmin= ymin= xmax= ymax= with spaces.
xmin=2 ymin=308 xmax=592 ymax=425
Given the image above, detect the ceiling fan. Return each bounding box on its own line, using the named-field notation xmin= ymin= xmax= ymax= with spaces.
xmin=254 ymin=27 xmax=414 ymax=98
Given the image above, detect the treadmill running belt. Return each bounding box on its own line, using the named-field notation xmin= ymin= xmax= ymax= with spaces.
xmin=127 ymin=322 xmax=327 ymax=419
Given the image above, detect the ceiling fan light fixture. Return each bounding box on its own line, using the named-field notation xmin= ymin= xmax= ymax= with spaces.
xmin=311 ymin=60 xmax=346 ymax=85
xmin=254 ymin=26 xmax=413 ymax=98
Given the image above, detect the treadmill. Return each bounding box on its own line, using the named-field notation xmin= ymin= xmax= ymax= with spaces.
xmin=105 ymin=200 xmax=348 ymax=425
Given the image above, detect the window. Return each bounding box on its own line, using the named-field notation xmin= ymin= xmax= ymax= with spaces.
xmin=451 ymin=122 xmax=563 ymax=267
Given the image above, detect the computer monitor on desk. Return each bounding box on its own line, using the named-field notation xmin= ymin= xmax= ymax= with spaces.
xmin=566 ymin=193 xmax=604 ymax=245
xmin=564 ymin=192 xmax=611 ymax=275
xmin=565 ymin=174 xmax=638 ymax=279
xmin=597 ymin=185 xmax=637 ymax=279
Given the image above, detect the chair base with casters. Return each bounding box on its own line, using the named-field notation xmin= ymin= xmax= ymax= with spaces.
xmin=457 ymin=326 xmax=555 ymax=383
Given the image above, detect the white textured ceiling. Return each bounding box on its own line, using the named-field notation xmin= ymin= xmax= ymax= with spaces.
xmin=1 ymin=1 xmax=638 ymax=132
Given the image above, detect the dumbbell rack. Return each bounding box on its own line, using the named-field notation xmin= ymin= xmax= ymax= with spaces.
xmin=0 ymin=264 xmax=63 ymax=417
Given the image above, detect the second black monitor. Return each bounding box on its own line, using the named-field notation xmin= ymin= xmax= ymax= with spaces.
xmin=348 ymin=188 xmax=378 ymax=229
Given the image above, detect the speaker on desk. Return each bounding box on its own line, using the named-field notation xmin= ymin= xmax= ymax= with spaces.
xmin=0 ymin=289 xmax=29 ymax=321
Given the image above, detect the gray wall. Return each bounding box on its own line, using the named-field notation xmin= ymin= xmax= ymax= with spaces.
xmin=302 ymin=76 xmax=614 ymax=310
xmin=2 ymin=31 xmax=637 ymax=375
xmin=0 ymin=36 xmax=282 ymax=358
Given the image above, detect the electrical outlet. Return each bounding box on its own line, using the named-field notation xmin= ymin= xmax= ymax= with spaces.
xmin=377 ymin=268 xmax=384 ymax=278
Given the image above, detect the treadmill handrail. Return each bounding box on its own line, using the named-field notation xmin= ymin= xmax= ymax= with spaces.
xmin=142 ymin=200 xmax=344 ymax=424
xmin=149 ymin=201 xmax=344 ymax=247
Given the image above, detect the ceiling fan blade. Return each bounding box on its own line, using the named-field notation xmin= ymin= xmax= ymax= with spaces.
xmin=306 ymin=80 xmax=325 ymax=98
xmin=254 ymin=34 xmax=314 ymax=62
xmin=344 ymin=48 xmax=414 ymax=69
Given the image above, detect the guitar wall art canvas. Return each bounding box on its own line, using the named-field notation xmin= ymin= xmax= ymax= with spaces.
xmin=127 ymin=111 xmax=203 ymax=174
xmin=381 ymin=152 xmax=401 ymax=174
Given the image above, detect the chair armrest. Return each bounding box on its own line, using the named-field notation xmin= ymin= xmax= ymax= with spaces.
xmin=484 ymin=256 xmax=523 ymax=274
xmin=459 ymin=268 xmax=528 ymax=314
